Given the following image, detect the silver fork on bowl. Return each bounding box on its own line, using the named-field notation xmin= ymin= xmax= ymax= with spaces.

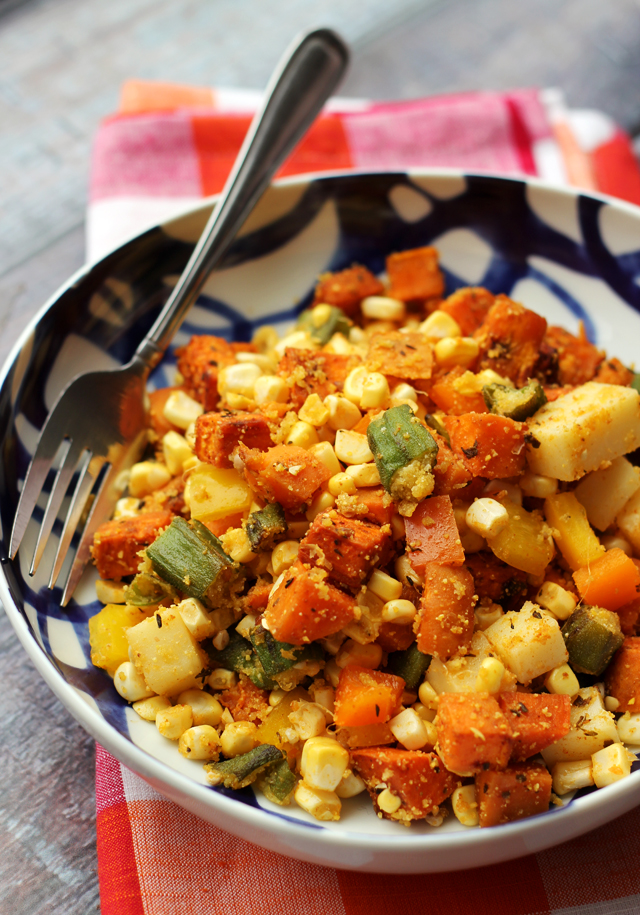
xmin=10 ymin=27 xmax=349 ymax=605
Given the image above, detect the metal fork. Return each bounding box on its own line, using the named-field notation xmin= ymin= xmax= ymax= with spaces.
xmin=10 ymin=27 xmax=349 ymax=606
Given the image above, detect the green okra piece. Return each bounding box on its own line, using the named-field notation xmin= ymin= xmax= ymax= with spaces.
xmin=259 ymin=756 xmax=297 ymax=806
xmin=481 ymin=379 xmax=547 ymax=422
xmin=387 ymin=642 xmax=431 ymax=691
xmin=297 ymin=304 xmax=352 ymax=345
xmin=249 ymin=626 xmax=323 ymax=677
xmin=124 ymin=570 xmax=178 ymax=607
xmin=205 ymin=744 xmax=285 ymax=789
xmin=367 ymin=404 xmax=438 ymax=506
xmin=208 ymin=629 xmax=276 ymax=690
xmin=562 ymin=605 xmax=624 ymax=676
xmin=424 ymin=413 xmax=451 ymax=446
xmin=146 ymin=516 xmax=241 ymax=608
xmin=245 ymin=502 xmax=287 ymax=552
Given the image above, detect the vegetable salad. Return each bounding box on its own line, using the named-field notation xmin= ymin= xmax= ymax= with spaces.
xmin=89 ymin=245 xmax=640 ymax=829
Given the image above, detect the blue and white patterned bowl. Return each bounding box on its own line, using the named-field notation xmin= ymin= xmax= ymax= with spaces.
xmin=4 ymin=170 xmax=640 ymax=873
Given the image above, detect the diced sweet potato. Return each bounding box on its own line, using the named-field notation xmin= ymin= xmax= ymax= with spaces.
xmin=605 ymin=637 xmax=640 ymax=712
xmin=242 ymin=578 xmax=273 ymax=613
xmin=203 ymin=512 xmax=246 ymax=538
xmin=335 ymin=722 xmax=396 ymax=749
xmin=239 ymin=443 xmax=331 ymax=512
xmin=386 ymin=247 xmax=445 ymax=303
xmin=218 ymin=673 xmax=270 ymax=724
xmin=443 ymin=412 xmax=526 ymax=480
xmin=439 ymin=287 xmax=495 ymax=336
xmin=264 ymin=561 xmax=357 ymax=645
xmin=277 ymin=349 xmax=357 ymax=408
xmin=366 ymin=331 xmax=434 ymax=381
xmin=298 ymin=509 xmax=392 ymax=592
xmin=148 ymin=386 xmax=182 ymax=437
xmin=474 ymin=296 xmax=547 ymax=386
xmin=436 ymin=692 xmax=513 ymax=776
xmin=464 ymin=552 xmax=527 ymax=606
xmin=498 ymin=692 xmax=571 ymax=761
xmin=313 ymin=265 xmax=384 ymax=317
xmin=573 ymin=548 xmax=640 ymax=613
xmin=334 ymin=666 xmax=405 ymax=727
xmin=351 ymin=747 xmax=460 ymax=822
xmin=431 ymin=431 xmax=474 ymax=496
xmin=195 ymin=410 xmax=272 ymax=467
xmin=475 ymin=762 xmax=552 ymax=827
xmin=415 ymin=562 xmax=475 ymax=660
xmin=334 ymin=487 xmax=396 ymax=526
xmin=544 ymin=325 xmax=604 ymax=386
xmin=595 ymin=357 xmax=634 ymax=386
xmin=404 ymin=495 xmax=464 ymax=576
xmin=91 ymin=510 xmax=173 ymax=579
xmin=376 ymin=621 xmax=417 ymax=653
xmin=429 ymin=368 xmax=488 ymax=415
xmin=617 ymin=595 xmax=640 ymax=636
xmin=175 ymin=335 xmax=236 ymax=404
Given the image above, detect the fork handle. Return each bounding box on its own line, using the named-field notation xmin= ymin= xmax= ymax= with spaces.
xmin=134 ymin=27 xmax=349 ymax=370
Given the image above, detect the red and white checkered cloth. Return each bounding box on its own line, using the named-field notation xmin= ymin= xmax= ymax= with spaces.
xmin=92 ymin=82 xmax=640 ymax=914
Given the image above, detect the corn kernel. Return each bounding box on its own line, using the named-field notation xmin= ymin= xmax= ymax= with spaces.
xmin=474 ymin=601 xmax=504 ymax=631
xmin=177 ymin=689 xmax=223 ymax=727
xmin=465 ymin=498 xmax=509 ymax=538
xmin=308 ymin=441 xmax=342 ymax=477
xmin=345 ymin=462 xmax=381 ymax=487
xmin=299 ymin=393 xmax=331 ymax=427
xmin=368 ymin=569 xmax=403 ymax=603
xmin=325 ymin=394 xmax=362 ymax=431
xmin=163 ymin=390 xmax=204 ymax=429
xmin=419 ymin=310 xmax=462 ymax=339
xmin=389 ymin=708 xmax=429 ymax=750
xmin=178 ymin=725 xmax=221 ymax=760
xmin=343 ymin=366 xmax=370 ymax=405
xmin=605 ymin=696 xmax=620 ymax=712
xmin=129 ymin=460 xmax=172 ymax=498
xmin=324 ymin=658 xmax=341 ymax=688
xmin=208 ymin=669 xmax=237 ymax=690
xmin=536 ymin=582 xmax=577 ymax=621
xmin=113 ymin=496 xmax=140 ymax=519
xmin=309 ymin=680 xmax=335 ymax=714
xmin=300 ymin=736 xmax=349 ymax=791
xmin=212 ymin=630 xmax=230 ymax=651
xmin=360 ymin=372 xmax=390 ymax=410
xmin=220 ymin=527 xmax=257 ymax=564
xmin=156 ymin=704 xmax=193 ymax=740
xmin=418 ymin=680 xmax=439 ymax=710
xmin=600 ymin=534 xmax=634 ymax=556
xmin=474 ymin=657 xmax=505 ymax=694
xmin=334 ymin=430 xmax=374 ymax=465
xmin=544 ymin=663 xmax=580 ymax=696
xmin=219 ymin=362 xmax=262 ymax=399
xmin=294 ymin=782 xmax=341 ymax=821
xmin=324 ymin=332 xmax=354 ymax=355
xmin=483 ymin=479 xmax=522 ymax=506
xmin=162 ymin=430 xmax=193 ymax=476
xmin=113 ymin=661 xmax=154 ymax=702
xmin=335 ymin=771 xmax=366 ymax=798
xmin=286 ymin=420 xmax=320 ymax=449
xmin=220 ymin=721 xmax=259 ymax=758
xmin=235 ymin=613 xmax=257 ymax=640
xmin=434 ymin=336 xmax=479 ymax=368
xmin=254 ymin=374 xmax=289 ymax=405
xmin=328 ymin=472 xmax=358 ymax=496
xmin=289 ymin=700 xmax=327 ymax=740
xmin=335 ymin=639 xmax=383 ymax=670
xmin=271 ymin=540 xmax=300 ymax=576
xmin=592 ymin=742 xmax=630 ymax=788
xmin=235 ymin=351 xmax=277 ymax=373
xmin=412 ymin=701 xmax=437 ymax=723
xmin=390 ymin=382 xmax=418 ymax=406
xmin=177 ymin=597 xmax=217 ymax=640
xmin=451 ymin=785 xmax=479 ymax=827
xmin=552 ymin=760 xmax=594 ymax=796
xmin=305 ymin=489 xmax=336 ymax=521
xmin=132 ymin=695 xmax=172 ymax=721
xmin=361 ymin=295 xmax=406 ymax=322
xmin=395 ymin=554 xmax=424 ymax=588
xmin=95 ymin=579 xmax=127 ymax=604
xmin=269 ymin=688 xmax=286 ymax=707
xmin=381 ymin=599 xmax=417 ymax=625
xmin=519 ymin=472 xmax=558 ymax=499
xmin=274 ymin=329 xmax=318 ymax=357
xmin=616 ymin=712 xmax=640 ymax=744
xmin=377 ymin=788 xmax=402 ymax=813
xmin=252 ymin=325 xmax=278 ymax=354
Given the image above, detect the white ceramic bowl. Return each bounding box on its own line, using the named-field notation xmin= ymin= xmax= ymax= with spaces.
xmin=4 ymin=170 xmax=640 ymax=873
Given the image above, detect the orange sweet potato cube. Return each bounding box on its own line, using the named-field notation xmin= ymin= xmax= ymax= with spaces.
xmin=351 ymin=747 xmax=460 ymax=821
xmin=195 ymin=411 xmax=272 ymax=467
xmin=333 ymin=666 xmax=405 ymax=727
xmin=239 ymin=444 xmax=331 ymax=512
xmin=366 ymin=331 xmax=434 ymax=381
xmin=298 ymin=509 xmax=392 ymax=592
xmin=475 ymin=762 xmax=552 ymax=827
xmin=544 ymin=325 xmax=603 ymax=386
xmin=605 ymin=637 xmax=640 ymax=712
xmin=443 ymin=413 xmax=526 ymax=480
xmin=439 ymin=287 xmax=494 ymax=336
xmin=474 ymin=296 xmax=547 ymax=386
xmin=498 ymin=692 xmax=571 ymax=761
xmin=386 ymin=247 xmax=445 ymax=302
xmin=277 ymin=349 xmax=357 ymax=408
xmin=429 ymin=367 xmax=488 ymax=416
xmin=264 ymin=561 xmax=358 ymax=645
xmin=313 ymin=265 xmax=384 ymax=316
xmin=436 ymin=692 xmax=513 ymax=776
xmin=404 ymin=495 xmax=465 ymax=576
xmin=415 ymin=562 xmax=475 ymax=660
xmin=175 ymin=335 xmax=236 ymax=404
xmin=91 ymin=510 xmax=173 ymax=579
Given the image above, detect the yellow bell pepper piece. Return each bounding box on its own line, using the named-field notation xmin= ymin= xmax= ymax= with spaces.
xmin=544 ymin=492 xmax=606 ymax=571
xmin=185 ymin=465 xmax=253 ymax=522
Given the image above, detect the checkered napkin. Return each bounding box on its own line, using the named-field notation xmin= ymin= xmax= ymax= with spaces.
xmin=92 ymin=82 xmax=640 ymax=914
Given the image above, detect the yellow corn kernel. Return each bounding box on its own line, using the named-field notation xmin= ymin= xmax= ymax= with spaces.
xmin=177 ymin=689 xmax=223 ymax=727
xmin=269 ymin=688 xmax=286 ymax=707
xmin=474 ymin=657 xmax=505 ymax=694
xmin=235 ymin=351 xmax=278 ymax=373
xmin=294 ymin=782 xmax=341 ymax=821
xmin=361 ymin=295 xmax=406 ymax=322
xmin=176 ymin=597 xmax=217 ymax=640
xmin=299 ymin=393 xmax=331 ymax=428
xmin=368 ymin=569 xmax=403 ymax=603
xmin=324 ymin=394 xmax=362 ymax=431
xmin=334 ymin=430 xmax=374 ymax=465
xmin=544 ymin=492 xmax=606 ymax=571
xmin=591 ymin=742 xmax=630 ymax=788
xmin=434 ymin=336 xmax=479 ymax=368
xmin=132 ymin=695 xmax=172 ymax=721
xmin=324 ymin=332 xmax=354 ymax=356
xmin=412 ymin=701 xmax=437 ymax=723
xmin=220 ymin=528 xmax=257 ymax=564
xmin=335 ymin=771 xmax=366 ymax=798
xmin=162 ymin=430 xmax=193 ymax=476
xmin=544 ymin=663 xmax=580 ymax=696
xmin=286 ymin=420 xmax=320 ymax=450
xmin=536 ymin=581 xmax=577 ymax=621
xmin=345 ymin=462 xmax=380 ymax=487
xmin=466 ymin=498 xmax=509 ymax=538
xmin=308 ymin=441 xmax=342 ymax=477
xmin=483 ymin=479 xmax=523 ymax=506
xmin=395 ymin=554 xmax=424 ymax=588
xmin=381 ymin=599 xmax=417 ymax=625
xmin=419 ymin=310 xmax=462 ymax=339
xmin=388 ymin=708 xmax=429 ymax=750
xmin=271 ymin=540 xmax=300 ymax=576
xmin=604 ymin=696 xmax=620 ymax=712
xmin=616 ymin=712 xmax=640 ymax=744
xmin=218 ymin=362 xmax=262 ymax=399
xmin=289 ymin=700 xmax=327 ymax=740
xmin=178 ymin=725 xmax=221 ymax=760
xmin=360 ymin=372 xmax=390 ymax=410
xmin=343 ymin=366 xmax=370 ymax=405
xmin=208 ymin=669 xmax=237 ymax=690
xmin=163 ymin=390 xmax=204 ymax=429
xmin=390 ymin=382 xmax=418 ymax=406
xmin=328 ymin=472 xmax=358 ymax=496
xmin=309 ymin=680 xmax=335 ymax=714
xmin=254 ymin=374 xmax=289 ymax=405
xmin=519 ymin=472 xmax=558 ymax=499
xmin=95 ymin=579 xmax=127 ymax=604
xmin=335 ymin=639 xmax=383 ymax=670
xmin=305 ymin=489 xmax=336 ymax=521
xmin=113 ymin=496 xmax=140 ymax=519
xmin=252 ymin=324 xmax=278 ymax=354
xmin=274 ymin=329 xmax=318 ymax=357
xmin=418 ymin=680 xmax=439 ymax=710
xmin=235 ymin=613 xmax=257 ymax=640
xmin=220 ymin=721 xmax=259 ymax=758
xmin=185 ymin=465 xmax=253 ymax=522
xmin=451 ymin=785 xmax=479 ymax=827
xmin=377 ymin=788 xmax=402 ymax=814
xmin=600 ymin=534 xmax=634 ymax=556
xmin=300 ymin=736 xmax=349 ymax=791
xmin=474 ymin=601 xmax=504 ymax=631
xmin=551 ymin=759 xmax=594 ymax=795
xmin=156 ymin=704 xmax=193 ymax=740
xmin=128 ymin=461 xmax=172 ymax=498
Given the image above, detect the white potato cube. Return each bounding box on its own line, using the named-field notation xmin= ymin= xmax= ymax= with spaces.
xmin=616 ymin=712 xmax=640 ymax=745
xmin=484 ymin=601 xmax=568 ymax=684
xmin=616 ymin=488 xmax=640 ymax=553
xmin=526 ymin=383 xmax=640 ymax=481
xmin=127 ymin=608 xmax=209 ymax=697
xmin=426 ymin=632 xmax=514 ymax=694
xmin=591 ymin=742 xmax=631 ymax=788
xmin=574 ymin=456 xmax=640 ymax=531
xmin=541 ymin=687 xmax=620 ymax=767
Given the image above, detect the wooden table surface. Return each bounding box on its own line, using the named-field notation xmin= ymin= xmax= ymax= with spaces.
xmin=2 ymin=0 xmax=640 ymax=911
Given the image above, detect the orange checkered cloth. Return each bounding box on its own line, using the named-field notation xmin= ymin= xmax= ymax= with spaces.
xmin=92 ymin=82 xmax=640 ymax=914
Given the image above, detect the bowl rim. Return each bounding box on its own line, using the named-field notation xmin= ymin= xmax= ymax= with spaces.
xmin=4 ymin=167 xmax=640 ymax=868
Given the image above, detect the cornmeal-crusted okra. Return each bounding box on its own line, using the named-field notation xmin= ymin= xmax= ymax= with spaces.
xmin=482 ymin=379 xmax=547 ymax=421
